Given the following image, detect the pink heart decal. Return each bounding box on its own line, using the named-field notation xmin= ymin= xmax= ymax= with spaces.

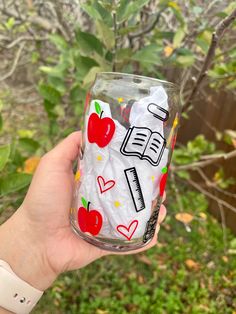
xmin=97 ymin=176 xmax=115 ymax=194
xmin=116 ymin=220 xmax=138 ymax=241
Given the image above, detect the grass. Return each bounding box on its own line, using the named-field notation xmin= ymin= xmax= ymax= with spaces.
xmin=34 ymin=190 xmax=236 ymax=314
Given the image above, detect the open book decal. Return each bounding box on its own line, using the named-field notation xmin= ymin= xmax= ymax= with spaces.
xmin=120 ymin=127 xmax=166 ymax=166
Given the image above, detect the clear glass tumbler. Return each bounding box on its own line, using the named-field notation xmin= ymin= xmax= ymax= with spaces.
xmin=70 ymin=72 xmax=181 ymax=252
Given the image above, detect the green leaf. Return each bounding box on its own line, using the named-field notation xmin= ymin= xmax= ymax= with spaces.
xmin=116 ymin=48 xmax=133 ymax=65
xmin=0 ymin=173 xmax=32 ymax=196
xmin=69 ymin=84 xmax=86 ymax=106
xmin=82 ymin=66 xmax=103 ymax=87
xmin=48 ymin=77 xmax=66 ymax=94
xmin=75 ymin=30 xmax=103 ymax=56
xmin=176 ymin=170 xmax=190 ymax=180
xmin=0 ymin=144 xmax=10 ymax=171
xmin=75 ymin=56 xmax=99 ymax=81
xmin=18 ymin=138 xmax=40 ymax=154
xmin=176 ymin=54 xmax=195 ymax=66
xmin=43 ymin=100 xmax=58 ymax=119
xmin=92 ymin=53 xmax=112 ymax=70
xmin=49 ymin=34 xmax=68 ymax=51
xmin=81 ymin=4 xmax=101 ymax=20
xmin=132 ymin=44 xmax=162 ymax=64
xmin=81 ymin=2 xmax=112 ymax=26
xmin=117 ymin=0 xmax=150 ymax=22
xmin=95 ymin=101 xmax=102 ymax=115
xmin=17 ymin=129 xmax=35 ymax=138
xmin=5 ymin=17 xmax=15 ymax=30
xmin=0 ymin=114 xmax=3 ymax=131
xmin=31 ymin=51 xmax=40 ymax=63
xmin=95 ymin=20 xmax=115 ymax=50
xmin=168 ymin=2 xmax=185 ymax=25
xmin=39 ymin=64 xmax=67 ymax=79
xmin=230 ymin=238 xmax=236 ymax=250
xmin=0 ymin=98 xmax=3 ymax=111
xmin=118 ymin=25 xmax=140 ymax=36
xmin=81 ymin=197 xmax=88 ymax=209
xmin=173 ymin=28 xmax=185 ymax=48
xmin=38 ymin=84 xmax=61 ymax=105
xmin=196 ymin=30 xmax=211 ymax=53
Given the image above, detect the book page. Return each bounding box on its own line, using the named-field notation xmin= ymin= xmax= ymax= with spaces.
xmin=121 ymin=127 xmax=151 ymax=156
xmin=143 ymin=131 xmax=166 ymax=166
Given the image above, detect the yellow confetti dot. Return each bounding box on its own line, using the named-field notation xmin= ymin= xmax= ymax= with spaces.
xmin=118 ymin=97 xmax=124 ymax=103
xmin=114 ymin=201 xmax=121 ymax=208
xmin=173 ymin=116 xmax=179 ymax=128
xmin=151 ymin=175 xmax=155 ymax=182
xmin=75 ymin=170 xmax=81 ymax=182
xmin=97 ymin=155 xmax=102 ymax=161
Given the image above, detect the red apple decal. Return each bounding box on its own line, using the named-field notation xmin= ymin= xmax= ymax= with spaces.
xmin=78 ymin=197 xmax=102 ymax=236
xmin=159 ymin=166 xmax=169 ymax=197
xmin=88 ymin=101 xmax=115 ymax=148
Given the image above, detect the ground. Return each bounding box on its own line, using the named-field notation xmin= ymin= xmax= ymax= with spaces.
xmin=34 ymin=196 xmax=236 ymax=314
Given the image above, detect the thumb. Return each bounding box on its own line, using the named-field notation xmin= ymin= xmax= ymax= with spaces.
xmin=44 ymin=131 xmax=82 ymax=171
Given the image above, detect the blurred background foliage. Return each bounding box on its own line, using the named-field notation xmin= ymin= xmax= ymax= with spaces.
xmin=0 ymin=0 xmax=236 ymax=313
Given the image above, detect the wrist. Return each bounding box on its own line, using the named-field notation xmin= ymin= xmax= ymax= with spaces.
xmin=0 ymin=209 xmax=57 ymax=291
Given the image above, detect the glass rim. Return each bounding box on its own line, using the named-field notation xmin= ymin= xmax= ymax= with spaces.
xmin=96 ymin=72 xmax=180 ymax=91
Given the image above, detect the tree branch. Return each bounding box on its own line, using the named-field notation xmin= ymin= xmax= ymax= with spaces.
xmin=0 ymin=42 xmax=25 ymax=81
xmin=183 ymin=8 xmax=236 ymax=112
xmin=173 ymin=149 xmax=236 ymax=171
xmin=1 ymin=7 xmax=56 ymax=32
xmin=129 ymin=9 xmax=165 ymax=39
xmin=182 ymin=178 xmax=236 ymax=214
xmin=2 ymin=35 xmax=48 ymax=49
xmin=196 ymin=168 xmax=236 ymax=199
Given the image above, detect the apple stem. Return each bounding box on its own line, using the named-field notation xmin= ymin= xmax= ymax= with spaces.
xmin=87 ymin=201 xmax=91 ymax=212
xmin=99 ymin=111 xmax=104 ymax=119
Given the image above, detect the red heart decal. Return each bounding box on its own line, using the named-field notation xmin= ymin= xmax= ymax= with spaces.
xmin=116 ymin=220 xmax=138 ymax=241
xmin=97 ymin=176 xmax=115 ymax=194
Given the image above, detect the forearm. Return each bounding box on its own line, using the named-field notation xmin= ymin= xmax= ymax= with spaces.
xmin=0 ymin=210 xmax=57 ymax=313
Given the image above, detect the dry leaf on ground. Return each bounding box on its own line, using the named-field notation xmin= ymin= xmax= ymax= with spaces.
xmin=222 ymin=256 xmax=229 ymax=263
xmin=185 ymin=259 xmax=200 ymax=271
xmin=175 ymin=213 xmax=194 ymax=224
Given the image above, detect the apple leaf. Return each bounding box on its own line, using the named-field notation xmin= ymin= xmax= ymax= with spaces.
xmin=95 ymin=101 xmax=102 ymax=115
xmin=81 ymin=196 xmax=88 ymax=208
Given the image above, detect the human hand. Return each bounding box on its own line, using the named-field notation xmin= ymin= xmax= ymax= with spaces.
xmin=0 ymin=131 xmax=166 ymax=291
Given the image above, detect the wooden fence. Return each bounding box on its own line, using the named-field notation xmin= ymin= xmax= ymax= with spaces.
xmin=178 ymin=88 xmax=236 ymax=234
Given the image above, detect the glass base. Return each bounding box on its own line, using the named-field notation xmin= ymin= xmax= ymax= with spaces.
xmin=70 ymin=217 xmax=152 ymax=252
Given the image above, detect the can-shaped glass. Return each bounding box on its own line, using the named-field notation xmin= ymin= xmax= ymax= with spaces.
xmin=70 ymin=72 xmax=181 ymax=252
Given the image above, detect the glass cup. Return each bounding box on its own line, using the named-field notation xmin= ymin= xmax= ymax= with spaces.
xmin=70 ymin=72 xmax=181 ymax=252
